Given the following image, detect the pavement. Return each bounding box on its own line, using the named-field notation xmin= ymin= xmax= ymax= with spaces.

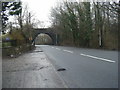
xmin=2 ymin=47 xmax=67 ymax=88
xmin=39 ymin=45 xmax=118 ymax=88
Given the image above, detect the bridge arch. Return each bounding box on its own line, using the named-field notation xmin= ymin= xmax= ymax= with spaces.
xmin=32 ymin=28 xmax=57 ymax=45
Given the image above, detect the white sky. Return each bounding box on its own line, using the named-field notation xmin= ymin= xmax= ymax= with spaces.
xmin=21 ymin=0 xmax=58 ymax=28
xmin=8 ymin=0 xmax=119 ymax=28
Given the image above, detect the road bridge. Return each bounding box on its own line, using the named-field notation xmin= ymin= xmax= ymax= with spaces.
xmin=32 ymin=28 xmax=58 ymax=45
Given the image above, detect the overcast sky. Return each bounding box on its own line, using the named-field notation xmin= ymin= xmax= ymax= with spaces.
xmin=20 ymin=0 xmax=118 ymax=28
xmin=8 ymin=0 xmax=118 ymax=28
xmin=20 ymin=0 xmax=82 ymax=28
xmin=21 ymin=0 xmax=58 ymax=28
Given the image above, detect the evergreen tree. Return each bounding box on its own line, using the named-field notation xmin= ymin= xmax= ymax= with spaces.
xmin=1 ymin=2 xmax=22 ymax=34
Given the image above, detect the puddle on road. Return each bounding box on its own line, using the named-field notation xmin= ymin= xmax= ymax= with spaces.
xmin=34 ymin=50 xmax=43 ymax=52
xmin=57 ymin=68 xmax=66 ymax=72
xmin=29 ymin=50 xmax=43 ymax=54
xmin=43 ymin=79 xmax=48 ymax=81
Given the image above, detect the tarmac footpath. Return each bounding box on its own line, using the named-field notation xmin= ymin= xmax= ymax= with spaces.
xmin=2 ymin=47 xmax=67 ymax=88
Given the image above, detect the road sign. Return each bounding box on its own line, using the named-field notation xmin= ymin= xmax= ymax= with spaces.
xmin=6 ymin=37 xmax=10 ymax=41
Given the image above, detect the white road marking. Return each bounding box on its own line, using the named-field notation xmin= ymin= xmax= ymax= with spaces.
xmin=80 ymin=53 xmax=115 ymax=63
xmin=63 ymin=50 xmax=73 ymax=54
xmin=52 ymin=47 xmax=54 ymax=48
xmin=56 ymin=48 xmax=61 ymax=50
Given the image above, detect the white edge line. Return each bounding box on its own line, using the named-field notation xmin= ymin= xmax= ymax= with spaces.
xmin=63 ymin=50 xmax=73 ymax=53
xmin=80 ymin=53 xmax=115 ymax=63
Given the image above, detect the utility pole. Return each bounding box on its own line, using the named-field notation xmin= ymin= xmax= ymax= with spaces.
xmin=29 ymin=12 xmax=31 ymax=24
xmin=28 ymin=12 xmax=32 ymax=43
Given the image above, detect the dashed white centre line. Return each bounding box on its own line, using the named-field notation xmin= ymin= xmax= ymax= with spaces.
xmin=56 ymin=48 xmax=61 ymax=50
xmin=63 ymin=50 xmax=73 ymax=54
xmin=80 ymin=53 xmax=115 ymax=63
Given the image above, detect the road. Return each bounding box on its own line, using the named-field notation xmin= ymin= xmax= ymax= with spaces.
xmin=38 ymin=45 xmax=118 ymax=88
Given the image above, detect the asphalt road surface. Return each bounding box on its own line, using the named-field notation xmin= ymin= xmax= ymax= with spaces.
xmin=38 ymin=45 xmax=118 ymax=88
